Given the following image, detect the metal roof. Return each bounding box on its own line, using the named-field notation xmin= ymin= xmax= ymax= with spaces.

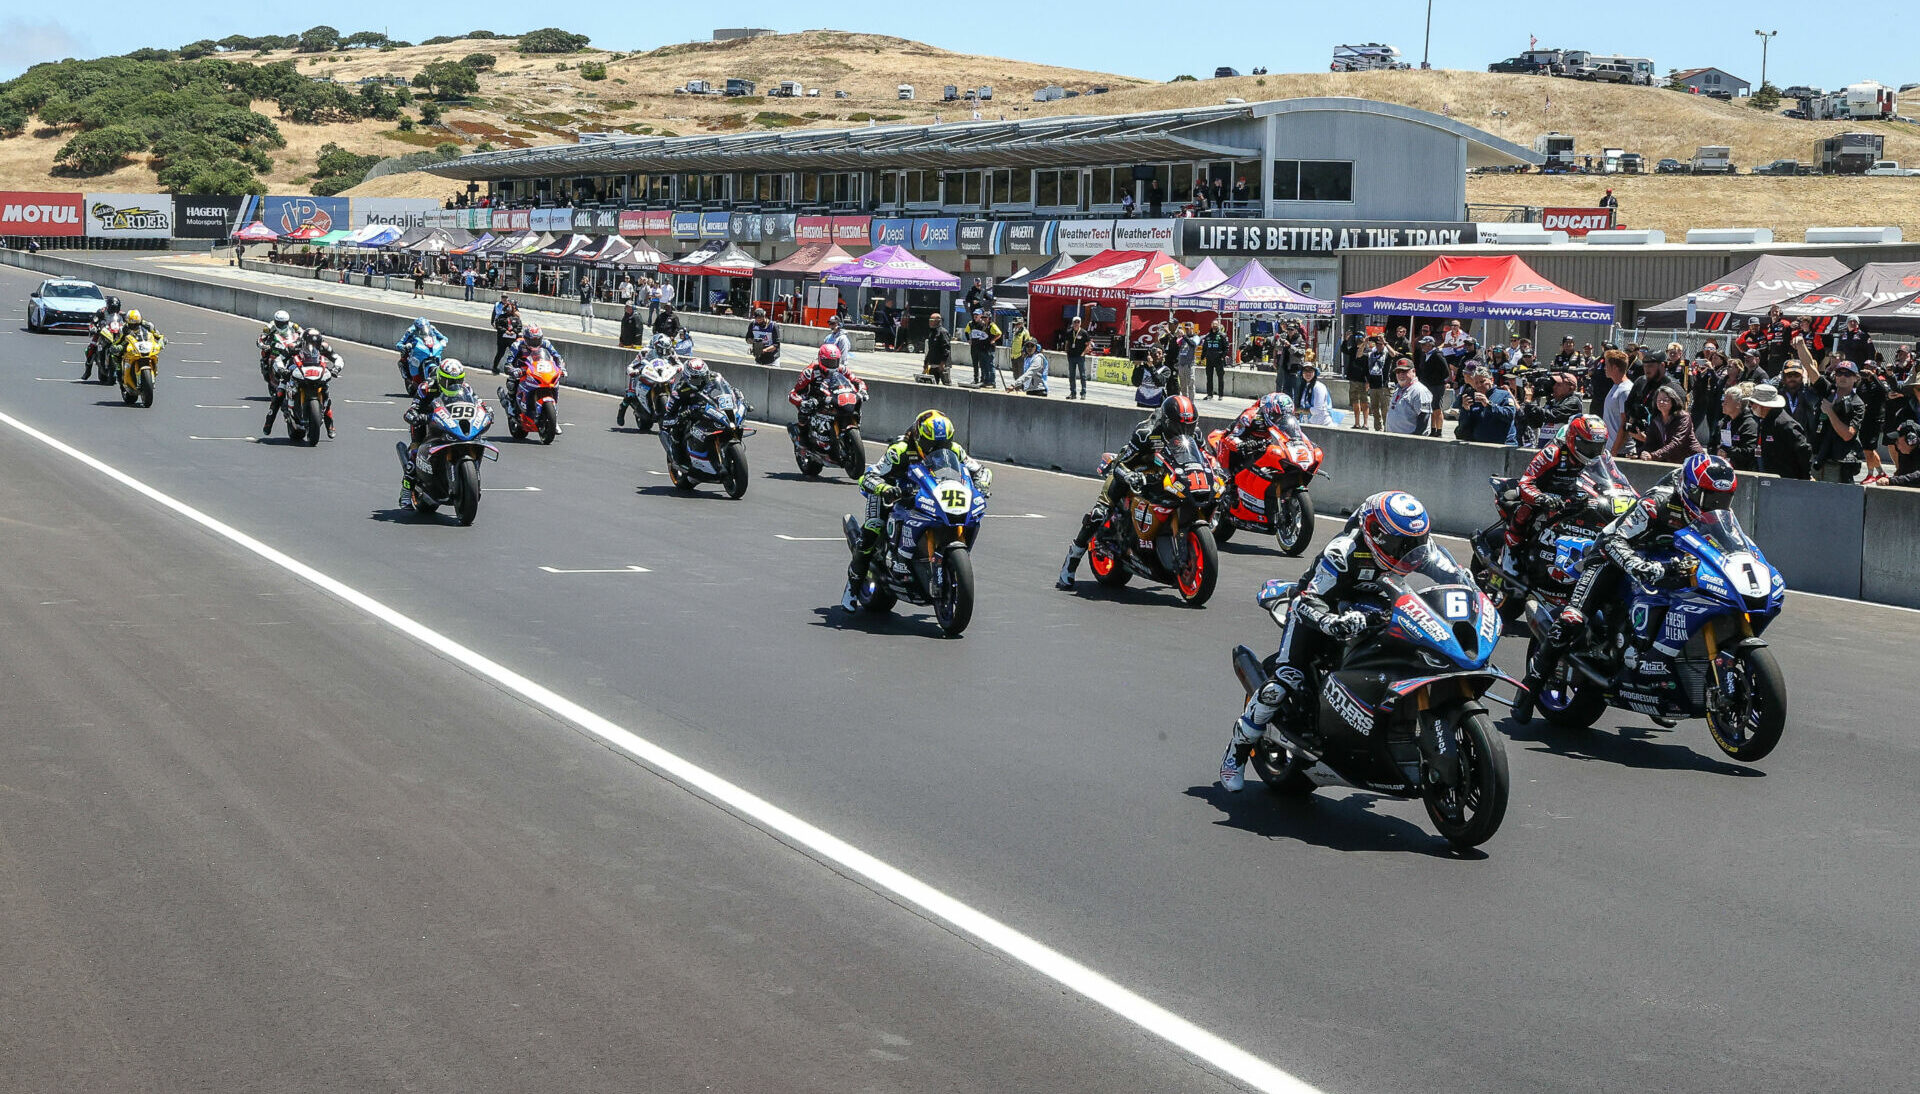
xmin=425 ymin=97 xmax=1537 ymax=180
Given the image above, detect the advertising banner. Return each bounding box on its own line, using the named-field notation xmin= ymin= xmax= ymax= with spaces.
xmin=493 ymin=210 xmax=512 ymax=231
xmin=81 ymin=193 xmax=173 ymax=239
xmin=508 ymin=209 xmax=530 ymax=231
xmin=729 ymin=212 xmax=762 ymax=243
xmin=642 ymin=210 xmax=672 ymax=237
xmin=1181 ymin=219 xmax=1477 ymax=257
xmin=618 ymin=210 xmax=647 ymax=237
xmin=831 ymin=216 xmax=871 ymax=247
xmin=572 ymin=208 xmax=597 ymax=232
xmin=172 ymin=195 xmax=244 ymax=239
xmin=349 ymin=197 xmax=438 ymax=229
xmin=1112 ymin=217 xmax=1177 ymax=252
xmin=795 ymin=215 xmax=832 ymax=243
xmin=670 ymin=212 xmax=702 ymax=239
xmin=759 ymin=213 xmax=796 ymax=243
xmin=256 ymin=196 xmax=348 ymax=236
xmin=699 ymin=212 xmax=730 ymax=239
xmin=1540 ymin=207 xmax=1615 ymax=236
xmin=912 ymin=217 xmax=959 ymax=251
xmin=1002 ymin=220 xmax=1057 ymax=255
xmin=1 ymin=191 xmax=85 ymax=236
xmin=1055 ymin=219 xmax=1113 ymax=255
xmin=589 ymin=207 xmax=619 ymax=234
xmin=872 ymin=218 xmax=913 ymax=247
xmin=956 ymin=219 xmax=1002 ymax=255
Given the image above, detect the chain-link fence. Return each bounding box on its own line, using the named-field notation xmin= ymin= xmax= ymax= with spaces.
xmin=1464 ymin=203 xmax=1542 ymax=224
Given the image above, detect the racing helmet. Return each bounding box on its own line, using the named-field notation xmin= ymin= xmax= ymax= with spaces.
xmin=817 ymin=343 xmax=844 ymax=367
xmin=1676 ymin=453 xmax=1737 ymax=520
xmin=303 ymin=328 xmax=324 ymax=347
xmin=912 ymin=410 xmax=955 ymax=457
xmin=126 ymin=309 xmax=142 ymax=325
xmin=1256 ymin=392 xmax=1295 ymax=428
xmin=1562 ymin=414 xmax=1609 ymax=467
xmin=680 ymin=360 xmax=713 ymax=392
xmin=524 ymin=324 xmax=543 ymax=343
xmin=432 ymin=359 xmax=466 ymax=399
xmin=1154 ymin=395 xmax=1198 ymax=438
xmin=271 ymin=309 xmax=291 ymax=329
xmin=1358 ymin=491 xmax=1432 ymax=575
xmin=106 ymin=296 xmax=122 ymax=313
xmin=412 ymin=317 xmax=430 ymax=333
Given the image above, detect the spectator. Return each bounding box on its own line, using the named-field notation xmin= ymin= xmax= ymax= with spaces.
xmin=1441 ymin=319 xmax=1468 ymax=352
xmin=1201 ymin=319 xmax=1232 ymax=400
xmin=619 ymin=303 xmax=644 ymax=348
xmin=1812 ymin=360 xmax=1866 ymax=482
xmin=411 ymin=261 xmax=426 ymax=298
xmin=1552 ymin=335 xmax=1581 ymax=370
xmin=577 ymin=277 xmax=596 ymax=333
xmin=1836 ymin=315 xmax=1873 ymax=365
xmin=1627 ymin=343 xmax=1680 ymax=428
xmin=963 ymin=279 xmax=986 ymax=315
xmin=1747 ymin=384 xmax=1813 ymax=479
xmin=1598 ymin=188 xmax=1618 ymax=215
xmin=1239 ymin=334 xmax=1269 ymax=365
xmin=1120 ymin=191 xmax=1136 ymax=218
xmin=824 ymin=315 xmax=853 ymax=366
xmin=1385 ymin=324 xmax=1411 ymax=360
xmin=1385 ymin=360 xmax=1432 ymax=436
xmin=1063 ymin=315 xmax=1091 ymax=400
xmin=1414 ymin=335 xmax=1450 ymax=436
xmin=1011 ymin=335 xmax=1050 ymax=396
xmin=922 ymin=312 xmax=952 ymax=385
xmin=964 ymin=310 xmax=1001 ymax=387
xmin=651 ymin=302 xmax=680 ymax=340
xmin=1148 ymin=178 xmax=1163 ymax=217
xmin=1777 ymin=357 xmax=1820 ymax=437
xmin=1173 ymin=322 xmax=1201 ymax=397
xmin=1717 ymin=382 xmax=1762 ymax=471
xmin=1340 ymin=328 xmax=1371 ymax=430
xmin=491 ymin=296 xmax=520 ymax=372
xmin=1884 ymin=371 xmax=1920 ymax=439
xmin=1875 ymin=422 xmax=1920 ymax=486
xmin=462 ymin=266 xmax=477 ymax=302
xmin=1685 ymin=344 xmax=1730 ymax=441
xmin=1209 ymin=175 xmax=1227 ymax=208
xmin=1527 ymin=370 xmax=1585 ymax=434
xmin=1453 ymin=363 xmax=1519 ymax=445
xmin=1761 ymin=305 xmax=1793 ymax=372
xmin=1295 ymin=361 xmax=1335 ymax=425
xmin=1232 ymin=176 xmax=1250 ymax=206
xmin=1635 ymin=383 xmax=1705 ymax=462
xmin=1600 ymin=350 xmax=1631 ymax=453
xmin=1003 ymin=317 xmax=1040 ymax=391
xmin=618 ymin=276 xmax=635 ymax=308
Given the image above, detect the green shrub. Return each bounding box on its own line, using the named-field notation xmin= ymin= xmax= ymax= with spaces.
xmin=461 ymin=52 xmax=496 ymax=72
xmin=518 ymin=28 xmax=590 ymax=54
xmin=579 ymin=61 xmax=607 ymax=81
xmin=55 ymin=125 xmax=147 ymax=174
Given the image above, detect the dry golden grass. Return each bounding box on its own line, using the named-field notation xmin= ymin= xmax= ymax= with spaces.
xmin=1466 ymin=174 xmax=1920 ymax=239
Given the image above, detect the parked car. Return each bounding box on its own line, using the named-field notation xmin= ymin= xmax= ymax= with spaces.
xmin=1488 ymin=57 xmax=1546 ymax=74
xmin=1589 ymin=62 xmax=1637 ymax=84
xmin=1752 ymin=159 xmax=1807 ymax=176
xmin=26 ymin=278 xmax=104 ymax=333
xmin=1865 ymin=160 xmax=1920 ymax=176
xmin=1655 ymin=157 xmax=1687 ymax=174
xmin=1619 ymin=152 xmax=1645 ymax=174
xmin=1214 ymin=67 xmax=1241 ymax=78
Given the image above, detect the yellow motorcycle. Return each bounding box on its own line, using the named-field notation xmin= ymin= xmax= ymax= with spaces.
xmin=117 ymin=329 xmax=163 ymax=408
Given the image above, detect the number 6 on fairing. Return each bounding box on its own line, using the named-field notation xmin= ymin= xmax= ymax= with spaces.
xmin=1443 ymin=589 xmax=1471 ymax=619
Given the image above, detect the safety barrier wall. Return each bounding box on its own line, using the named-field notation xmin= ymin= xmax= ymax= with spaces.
xmin=5 ymin=246 xmax=1913 ymax=606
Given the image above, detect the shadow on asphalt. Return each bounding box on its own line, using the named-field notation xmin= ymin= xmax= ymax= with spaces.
xmin=1058 ymin=582 xmax=1194 ymax=610
xmin=1183 ymin=784 xmax=1477 ymax=857
xmin=807 ymin=604 xmax=953 ymax=640
xmin=632 ymin=483 xmax=738 ymax=501
xmin=762 ymin=471 xmax=859 ymax=486
xmin=366 ymin=506 xmax=468 ymax=526
xmin=1501 ymin=717 xmax=1766 ymax=777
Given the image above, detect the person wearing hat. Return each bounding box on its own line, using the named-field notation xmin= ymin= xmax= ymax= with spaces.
xmin=1875 ymin=421 xmax=1920 ymax=486
xmin=1882 ymin=369 xmax=1920 ymax=441
xmin=1716 ymin=381 xmax=1762 ymax=470
xmin=1776 ymin=356 xmax=1820 ymax=437
xmin=1552 ymin=335 xmax=1582 ymax=371
xmin=1812 ymin=359 xmax=1867 ymax=482
xmin=1836 ymin=315 xmax=1874 ymax=365
xmin=1454 ymin=363 xmax=1518 ymax=445
xmin=1414 ymin=334 xmax=1450 ymax=436
xmin=1746 ymin=383 xmax=1812 ymax=479
xmin=964 ymin=309 xmax=1001 ymax=388
xmin=1385 ymin=358 xmax=1433 ymax=436
xmin=1526 ymin=370 xmax=1586 ymax=437
xmin=1294 ymin=359 xmax=1334 ymax=425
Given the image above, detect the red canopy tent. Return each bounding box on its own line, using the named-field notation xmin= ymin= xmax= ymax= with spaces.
xmin=280 ymin=224 xmax=326 ymax=242
xmin=232 ymin=220 xmax=279 ymax=242
xmin=1340 ymin=254 xmax=1615 ymax=325
xmin=761 ymin=243 xmax=858 ymax=324
xmin=1028 ymin=250 xmax=1191 ymax=354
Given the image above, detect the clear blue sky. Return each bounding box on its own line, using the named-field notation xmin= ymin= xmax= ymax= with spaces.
xmin=4 ymin=2 xmax=1916 ymax=91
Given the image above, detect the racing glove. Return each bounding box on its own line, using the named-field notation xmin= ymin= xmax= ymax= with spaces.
xmin=800 ymin=397 xmax=818 ymax=412
xmin=1120 ymin=469 xmax=1148 ymax=496
xmin=1323 ymin=610 xmax=1371 ymax=643
xmin=1627 ymin=559 xmax=1666 ymax=588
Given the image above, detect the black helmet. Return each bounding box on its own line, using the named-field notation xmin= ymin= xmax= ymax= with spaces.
xmin=1152 ymin=395 xmax=1198 ymax=437
xmin=106 ymin=295 xmax=122 ymax=313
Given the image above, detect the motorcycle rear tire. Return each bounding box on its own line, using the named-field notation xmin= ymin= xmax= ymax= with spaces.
xmin=137 ymin=371 xmax=154 ymax=409
xmin=1089 ymin=539 xmax=1131 ymax=587
xmin=1531 ymin=638 xmax=1607 ymax=730
xmin=1706 ymin=645 xmax=1787 ymax=762
xmin=1174 ymin=526 xmax=1219 ymax=607
xmin=722 ymin=442 xmax=750 ymax=499
xmin=633 ymin=407 xmax=655 ymax=434
xmin=453 ymin=460 xmax=481 ymax=526
xmin=303 ymin=397 xmax=322 ymax=446
xmin=1250 ymin=738 xmax=1317 ymax=796
xmin=934 ymin=546 xmax=975 ymax=638
xmin=1210 ymin=506 xmax=1236 ymax=544
xmin=1274 ymin=487 xmax=1312 ymax=557
xmin=120 ymin=378 xmax=137 ymax=406
xmin=839 ymin=427 xmax=865 ymax=480
xmin=1422 ymin=709 xmax=1510 ymax=849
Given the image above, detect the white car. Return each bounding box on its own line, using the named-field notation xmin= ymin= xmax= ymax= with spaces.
xmin=27 ymin=278 xmax=106 ymax=333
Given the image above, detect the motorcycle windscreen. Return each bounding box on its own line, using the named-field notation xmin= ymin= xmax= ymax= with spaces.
xmin=1580 ymin=452 xmax=1636 ymax=501
xmin=1380 ymin=545 xmax=1500 ymax=668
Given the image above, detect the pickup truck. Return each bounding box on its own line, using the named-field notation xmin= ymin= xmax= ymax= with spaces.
xmin=1865 ymin=160 xmax=1920 ymax=176
xmin=1752 ymin=159 xmax=1810 ymax=176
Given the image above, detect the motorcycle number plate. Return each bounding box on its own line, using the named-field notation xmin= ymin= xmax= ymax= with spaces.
xmin=445 ymin=403 xmax=477 ymax=420
xmin=302 ymin=367 xmax=325 ymax=380
xmin=1722 ymin=551 xmax=1768 ymax=597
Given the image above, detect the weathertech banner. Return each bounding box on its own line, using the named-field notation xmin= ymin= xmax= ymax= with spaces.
xmin=1112 ymin=218 xmax=1177 ymax=252
xmin=0 ymin=191 xmax=86 ymax=237
xmin=1541 ymin=207 xmax=1615 ymax=236
xmin=83 ymin=193 xmax=173 ymax=238
xmin=172 ymin=195 xmax=243 ymax=239
xmin=1055 ymin=219 xmax=1114 ymax=255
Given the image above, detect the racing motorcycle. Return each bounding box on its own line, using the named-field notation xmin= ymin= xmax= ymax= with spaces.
xmin=397 ymin=329 xmax=446 ymax=391
xmin=279 ymin=345 xmax=338 ymax=446
xmin=115 ymin=328 xmax=163 ymax=409
xmin=621 ymin=352 xmax=679 ymax=434
xmin=1082 ymin=435 xmax=1225 ymax=606
xmin=261 ymin=327 xmax=302 ymax=394
xmin=85 ymin=315 xmax=123 ymax=382
xmin=662 ymin=376 xmax=752 ymax=498
xmin=498 ymin=346 xmax=563 ymax=444
xmin=840 ymin=448 xmax=990 ymax=637
xmin=1206 ymin=419 xmax=1325 ymax=556
xmin=1234 ymin=544 xmax=1513 ymax=849
xmin=789 ymin=369 xmax=867 ymax=479
xmin=400 ymin=391 xmax=498 ymax=526
xmin=1520 ymin=507 xmax=1787 ymax=762
xmin=1470 ymin=452 xmax=1640 ymax=629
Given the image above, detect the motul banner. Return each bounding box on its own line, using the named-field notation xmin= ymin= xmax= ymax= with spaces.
xmin=795 ymin=215 xmax=832 ymax=243
xmin=1541 ymin=207 xmax=1615 ymax=236
xmin=84 ymin=193 xmax=173 ymax=238
xmin=1 ymin=191 xmax=88 ymax=237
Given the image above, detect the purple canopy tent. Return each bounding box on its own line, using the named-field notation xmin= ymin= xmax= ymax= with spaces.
xmin=820 ymin=245 xmax=961 ymax=290
xmin=1134 ymin=258 xmax=1230 ymax=308
xmin=1180 ymin=261 xmax=1333 ymax=316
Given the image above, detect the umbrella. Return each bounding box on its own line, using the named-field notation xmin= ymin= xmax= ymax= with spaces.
xmin=232 ymin=220 xmax=280 ymax=242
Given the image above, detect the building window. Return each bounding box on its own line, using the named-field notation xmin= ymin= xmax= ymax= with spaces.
xmin=987 ymin=168 xmax=1031 ymax=207
xmin=1034 ymin=168 xmax=1082 ymax=209
xmin=902 ymin=169 xmax=939 ymax=205
xmin=942 ymin=170 xmax=982 ymax=207
xmin=1271 ymin=160 xmax=1353 ymax=203
xmin=878 ymin=171 xmax=900 ymax=206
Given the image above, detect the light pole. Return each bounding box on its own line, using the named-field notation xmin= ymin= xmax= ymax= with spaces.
xmin=1754 ymin=29 xmax=1777 ymax=91
xmin=1422 ymin=0 xmax=1434 ymax=70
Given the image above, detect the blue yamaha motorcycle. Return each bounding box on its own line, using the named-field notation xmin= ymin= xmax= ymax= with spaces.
xmin=1235 ymin=542 xmax=1514 ymax=849
xmin=662 ymin=377 xmax=753 ymax=498
xmin=396 ymin=329 xmax=447 ymax=391
xmin=1524 ymin=508 xmax=1788 ymax=762
xmin=841 ymin=449 xmax=991 ymax=637
xmin=398 ymin=391 xmax=498 ymax=526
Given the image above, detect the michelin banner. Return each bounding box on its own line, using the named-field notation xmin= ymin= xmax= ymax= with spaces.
xmin=349 ymin=198 xmax=440 ymax=229
xmin=84 ymin=193 xmax=174 ymax=239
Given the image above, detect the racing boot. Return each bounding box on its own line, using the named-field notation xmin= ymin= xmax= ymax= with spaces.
xmin=1056 ymin=546 xmax=1086 ymax=590
xmin=1513 ymin=608 xmax=1582 ymax=724
xmin=324 ymin=405 xmax=337 ymax=439
xmin=1058 ymin=506 xmax=1106 ymax=589
xmin=1219 ymin=666 xmax=1306 ymax=791
xmin=397 ymin=478 xmax=414 ymax=510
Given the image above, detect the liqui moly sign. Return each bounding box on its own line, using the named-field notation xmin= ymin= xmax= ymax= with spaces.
xmin=0 ymin=191 xmax=85 ymax=236
xmin=1541 ymin=207 xmax=1615 ymax=236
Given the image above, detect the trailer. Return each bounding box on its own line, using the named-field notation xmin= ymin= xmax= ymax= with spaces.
xmin=1533 ymin=131 xmax=1577 ymax=170
xmin=768 ymin=80 xmax=804 ymax=98
xmin=1331 ymin=43 xmax=1410 ymax=72
xmin=1817 ymin=133 xmax=1886 ymax=174
xmin=1691 ymin=146 xmax=1736 ymax=175
xmin=724 ymin=77 xmax=756 ymax=97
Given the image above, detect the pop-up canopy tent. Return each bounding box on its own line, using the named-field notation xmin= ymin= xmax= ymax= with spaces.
xmin=505 ymin=232 xmax=555 ymax=257
xmin=572 ymin=236 xmax=632 ymax=265
xmin=821 ymin=245 xmax=962 ymax=290
xmin=1341 ymin=254 xmax=1615 ymax=324
xmin=1134 ymin=258 xmax=1230 ymax=308
xmin=1852 ymin=289 xmax=1920 ymax=335
xmin=281 ymin=224 xmax=326 ymax=242
xmin=1182 ymin=261 xmax=1333 ymax=316
xmin=1027 ymin=249 xmax=1191 ymax=351
xmin=349 ymin=223 xmax=404 ymax=247
xmin=659 ymin=243 xmax=762 ymax=277
xmin=536 ymin=234 xmax=593 ymax=261
xmin=1640 ymin=255 xmax=1851 ymax=329
xmin=762 ymin=243 xmax=857 ymax=277
xmin=450 ymin=232 xmax=496 ymax=256
xmin=1780 ymin=262 xmax=1920 ymax=324
xmin=619 ymin=237 xmax=665 ymax=268
xmin=232 ymin=220 xmax=279 ymax=242
xmin=992 ymin=254 xmax=1071 ymax=303
xmin=314 ymin=229 xmax=354 ymax=246
xmin=389 ymin=226 xmax=435 ymax=248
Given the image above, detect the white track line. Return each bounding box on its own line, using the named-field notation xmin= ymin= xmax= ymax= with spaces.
xmin=0 ymin=405 xmax=1320 ymax=1094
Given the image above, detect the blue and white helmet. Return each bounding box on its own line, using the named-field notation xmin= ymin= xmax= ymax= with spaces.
xmin=1358 ymin=490 xmax=1431 ymax=575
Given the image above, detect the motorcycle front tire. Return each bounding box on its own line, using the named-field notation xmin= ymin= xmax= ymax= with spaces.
xmin=453 ymin=460 xmax=481 ymax=526
xmin=1274 ymin=487 xmax=1313 ymax=557
xmin=538 ymin=402 xmax=557 ymax=445
xmin=137 ymin=370 xmax=154 ymax=409
xmin=839 ymin=426 xmax=865 ymax=480
xmin=1422 ymin=709 xmax=1510 ymax=849
xmin=723 ymin=441 xmax=750 ymax=499
xmin=303 ymin=397 xmax=323 ymax=446
xmin=934 ymin=546 xmax=975 ymax=638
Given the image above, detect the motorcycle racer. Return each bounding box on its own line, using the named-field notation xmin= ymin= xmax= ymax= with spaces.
xmin=658 ymin=360 xmax=722 ymax=476
xmin=1056 ymin=396 xmax=1199 ymax=589
xmin=264 ymin=327 xmax=341 ymax=437
xmin=503 ymin=324 xmax=567 ymax=422
xmin=258 ymin=309 xmax=302 ymax=369
xmin=843 ymin=410 xmax=989 ymax=609
xmin=1512 ymin=453 xmax=1739 ymax=723
xmin=398 ymin=359 xmax=477 ymax=509
xmin=395 ymin=316 xmax=445 ymax=370
xmin=788 ymin=343 xmax=868 ymax=410
xmin=1218 ymin=490 xmax=1435 ymax=791
xmin=1501 ymin=414 xmax=1611 ymax=570
xmin=1220 ymin=393 xmax=1297 ymax=480
xmin=84 ymin=294 xmax=126 ymax=380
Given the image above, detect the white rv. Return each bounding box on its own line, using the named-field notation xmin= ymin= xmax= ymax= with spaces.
xmin=1330 ymin=44 xmax=1410 ymax=72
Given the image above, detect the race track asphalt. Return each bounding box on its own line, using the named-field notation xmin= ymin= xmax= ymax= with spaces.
xmin=2 ymin=261 xmax=1916 ymax=1093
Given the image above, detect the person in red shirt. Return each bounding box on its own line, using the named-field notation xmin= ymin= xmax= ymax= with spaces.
xmin=787 ymin=344 xmax=868 ymax=409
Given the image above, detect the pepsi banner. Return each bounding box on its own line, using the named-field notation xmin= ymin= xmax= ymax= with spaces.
xmin=913 ymin=217 xmax=958 ymax=251
xmin=872 ymin=218 xmax=913 ymax=247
